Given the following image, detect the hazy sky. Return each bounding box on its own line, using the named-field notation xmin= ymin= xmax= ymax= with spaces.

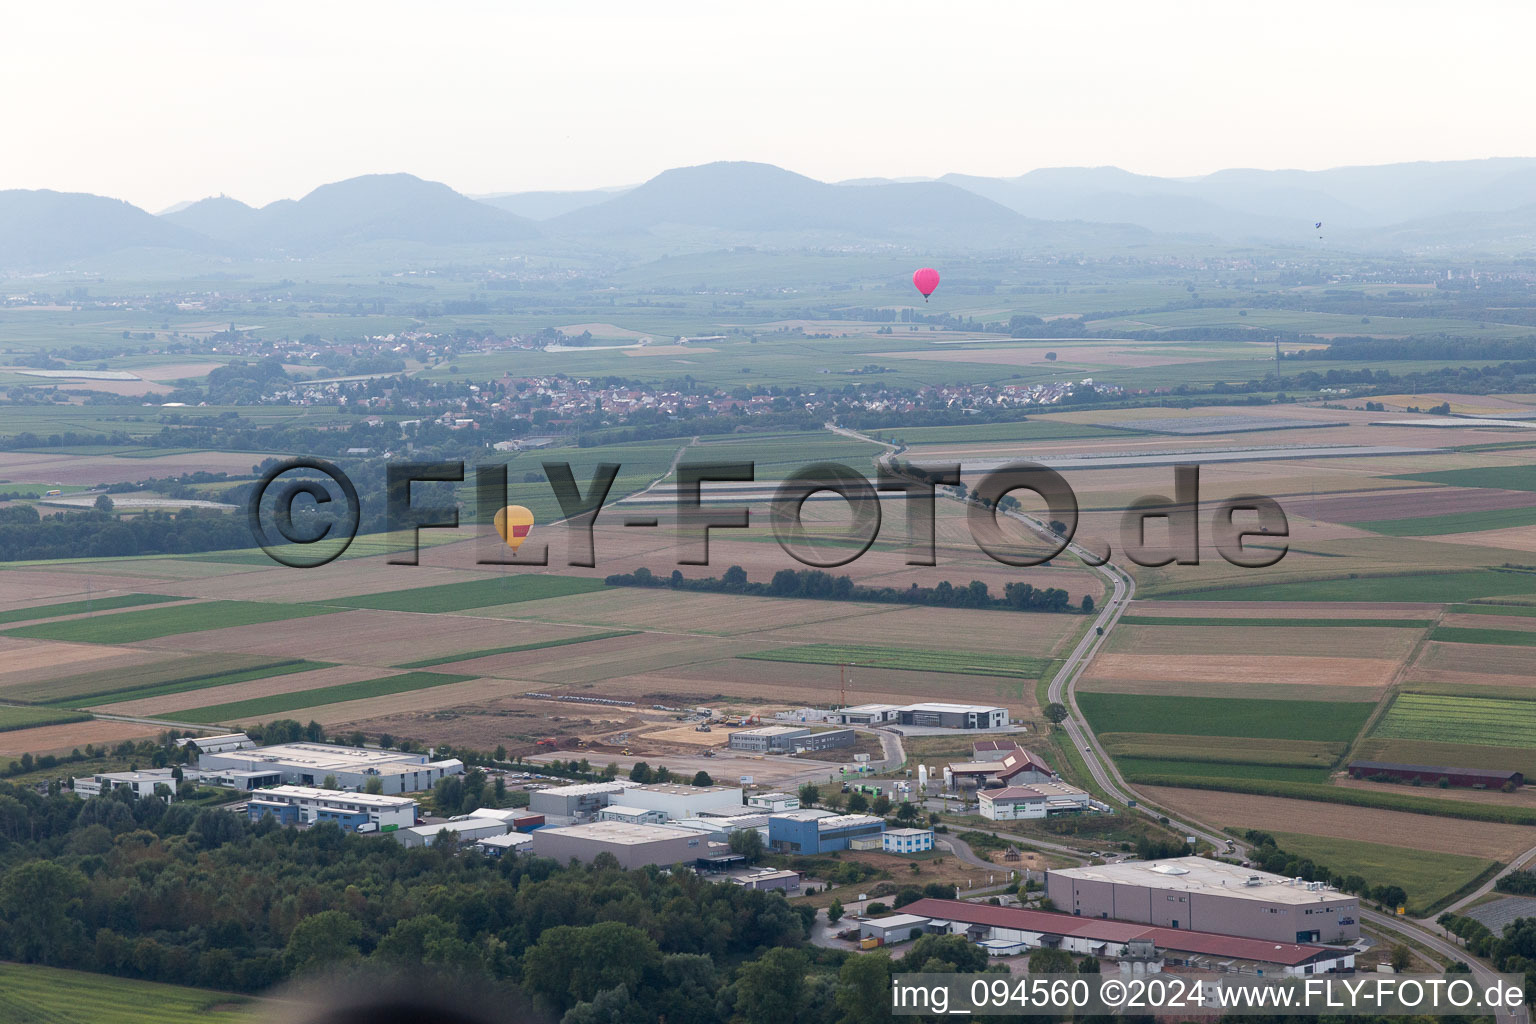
xmin=4 ymin=1 xmax=1532 ymax=211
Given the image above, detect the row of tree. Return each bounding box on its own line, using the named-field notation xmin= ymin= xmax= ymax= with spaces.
xmin=604 ymin=566 xmax=1085 ymax=613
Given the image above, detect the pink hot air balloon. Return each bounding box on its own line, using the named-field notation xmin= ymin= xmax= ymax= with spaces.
xmin=912 ymin=267 xmax=940 ymax=302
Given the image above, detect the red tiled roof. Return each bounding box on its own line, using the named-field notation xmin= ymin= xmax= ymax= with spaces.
xmin=900 ymin=899 xmax=1339 ymax=967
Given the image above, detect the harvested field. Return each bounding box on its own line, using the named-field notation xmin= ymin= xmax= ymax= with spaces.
xmin=394 ymin=628 xmax=636 ymax=669
xmin=1104 ymin=624 xmax=1420 ymax=660
xmin=1285 ymin=487 xmax=1533 ymax=524
xmin=0 ymin=593 xmax=181 ymax=625
xmin=156 ymin=563 xmax=490 ymax=604
xmin=1433 ymin=524 xmax=1536 ymax=553
xmin=1438 ymin=612 xmax=1536 ymax=632
xmin=1124 ymin=600 xmax=1438 ymax=620
xmin=459 ymin=633 xmax=727 ymax=686
xmin=239 ymin=676 xmax=543 ymax=728
xmin=170 ymin=670 xmax=475 ymax=723
xmin=1334 ymin=776 xmax=1536 ymax=809
xmin=1410 ymin=641 xmax=1536 ymax=689
xmin=0 ymin=653 xmax=279 ymax=704
xmin=326 ymin=575 xmax=606 ymax=613
xmin=746 ymin=604 xmax=1080 ymax=656
xmin=95 ymin=664 xmax=406 ymax=717
xmin=134 ymin=609 xmax=563 ymax=665
xmin=1141 ymin=785 xmax=1534 ymax=860
xmin=0 ymin=450 xmax=267 ymax=485
xmin=485 ymin=588 xmax=894 ymax=636
xmin=0 ymin=719 xmax=165 ymax=758
xmin=0 ymin=569 xmax=168 ymax=606
xmin=1080 ymin=652 xmax=1400 ymax=690
xmin=0 ymin=639 xmax=161 ymax=694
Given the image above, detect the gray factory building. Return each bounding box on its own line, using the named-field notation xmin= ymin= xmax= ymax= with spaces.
xmin=1046 ymin=858 xmax=1359 ymax=945
xmin=529 ymin=821 xmax=715 ymax=869
xmin=729 ymin=725 xmax=855 ymax=753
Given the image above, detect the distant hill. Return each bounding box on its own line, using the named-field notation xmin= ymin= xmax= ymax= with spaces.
xmin=934 ymin=158 xmax=1536 ymax=241
xmin=162 ymin=195 xmax=264 ymax=244
xmin=0 ymin=190 xmax=218 ymax=269
xmin=245 ymin=174 xmax=540 ymax=251
xmin=547 ymin=161 xmax=1146 ymax=247
xmin=478 ymin=187 xmax=632 ymax=220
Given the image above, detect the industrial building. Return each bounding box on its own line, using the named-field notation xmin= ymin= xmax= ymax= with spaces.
xmin=464 ymin=808 xmax=545 ymax=831
xmin=246 ymin=785 xmax=419 ymax=831
xmin=672 ymin=812 xmax=769 ymax=839
xmin=859 ymin=914 xmax=932 ymax=945
xmin=949 ymin=747 xmax=1057 ymax=788
xmin=395 ymin=817 xmax=509 ymax=849
xmin=896 ymin=899 xmax=1357 ymax=975
xmin=733 ymin=869 xmax=802 ymax=892
xmin=476 ymin=832 xmax=533 ymax=857
xmin=1346 ymin=760 xmax=1523 ymax=789
xmin=196 ymin=742 xmax=463 ymax=794
xmin=767 ymin=809 xmax=884 ymax=854
xmin=1046 ymin=858 xmax=1359 ymax=944
xmin=728 ymin=725 xmax=855 ymax=753
xmin=882 ymin=828 xmax=934 ymax=854
xmin=187 ymin=767 xmax=284 ymax=791
xmin=529 ymin=821 xmax=716 ymax=869
xmin=746 ymin=791 xmax=800 ymax=812
xmin=528 ymin=780 xmax=639 ymax=818
xmin=174 ymin=733 xmax=255 ymax=755
xmin=73 ymin=769 xmax=178 ymax=801
xmin=599 ymin=804 xmax=668 ymax=825
xmin=831 ymin=702 xmax=1009 ymax=730
xmin=978 ymin=782 xmax=1094 ymax=820
xmin=623 ymin=783 xmax=744 ymax=820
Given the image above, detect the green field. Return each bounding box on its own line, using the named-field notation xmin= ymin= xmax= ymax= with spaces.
xmin=1118 ymin=615 xmax=1433 ymax=628
xmin=1156 ymin=569 xmax=1536 ymax=603
xmin=1078 ymin=692 xmax=1374 ymax=743
xmin=0 ymin=704 xmax=91 ymax=732
xmin=1264 ymin=831 xmax=1499 ymax=916
xmin=1373 ymin=693 xmax=1536 ymax=749
xmin=1429 ymin=625 xmax=1536 ymax=646
xmin=1349 ymin=506 xmax=1536 ymax=536
xmin=740 ymin=643 xmax=1051 ymax=679
xmin=0 ymin=593 xmax=180 ymax=625
xmin=1117 ymin=757 xmax=1331 ymax=784
xmin=170 ymin=670 xmax=475 ymax=723
xmin=3 ymin=600 xmax=341 ymax=644
xmin=0 ymin=962 xmax=254 ymax=1024
xmin=1450 ymin=602 xmax=1536 ymax=617
xmin=327 ymin=575 xmax=607 ymax=614
xmin=393 ymin=629 xmax=639 ymax=669
xmin=1390 ymin=465 xmax=1536 ymax=491
xmin=1098 ymin=732 xmax=1343 ymax=767
xmin=46 ymin=659 xmax=332 ymax=709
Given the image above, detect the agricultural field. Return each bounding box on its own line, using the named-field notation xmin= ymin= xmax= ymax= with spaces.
xmin=739 ymin=643 xmax=1051 ymax=679
xmin=1371 ymin=693 xmax=1536 ymax=750
xmin=1262 ymin=831 xmax=1498 ymax=916
xmin=1078 ymin=692 xmax=1374 ymax=742
xmin=0 ymin=704 xmax=90 ymax=731
xmin=2 ymin=600 xmax=342 ymax=644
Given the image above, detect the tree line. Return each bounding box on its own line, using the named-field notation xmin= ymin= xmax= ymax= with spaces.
xmin=603 ymin=566 xmax=1085 ymax=613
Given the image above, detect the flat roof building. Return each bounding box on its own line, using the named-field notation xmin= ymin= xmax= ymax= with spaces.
xmin=1046 ymin=858 xmax=1359 ymax=944
xmin=831 ymin=702 xmax=1009 ymax=730
xmin=882 ymin=828 xmax=934 ymax=854
xmin=623 ymin=783 xmax=743 ymax=820
xmin=746 ymin=791 xmax=800 ymax=812
xmin=729 ymin=725 xmax=808 ymax=752
xmin=733 ymin=869 xmax=801 ymax=892
xmin=859 ymin=914 xmax=932 ymax=945
xmin=901 ymin=899 xmax=1355 ymax=976
xmin=599 ymin=804 xmax=668 ymax=825
xmin=175 ymin=733 xmax=255 ymax=755
xmin=476 ymin=832 xmax=533 ymax=857
xmin=530 ymin=821 xmax=716 ymax=869
xmin=978 ymin=782 xmax=1093 ymax=820
xmin=246 ymin=785 xmax=418 ymax=831
xmin=768 ymin=812 xmax=884 ymax=854
xmin=197 ymin=742 xmax=462 ymax=795
xmin=395 ymin=817 xmax=509 ymax=849
xmin=73 ymin=769 xmax=177 ymax=801
xmin=528 ymin=780 xmax=639 ymax=818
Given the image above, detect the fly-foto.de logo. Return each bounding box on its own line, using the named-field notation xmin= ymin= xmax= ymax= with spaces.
xmin=247 ymin=458 xmax=1288 ymax=571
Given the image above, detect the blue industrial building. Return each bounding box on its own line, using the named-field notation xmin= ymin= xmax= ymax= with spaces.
xmin=768 ymin=810 xmax=885 ymax=854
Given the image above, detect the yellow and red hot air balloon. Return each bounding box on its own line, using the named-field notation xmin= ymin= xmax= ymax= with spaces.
xmin=494 ymin=505 xmax=535 ymax=551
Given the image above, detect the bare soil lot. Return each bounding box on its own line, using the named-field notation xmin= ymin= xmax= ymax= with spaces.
xmin=1141 ymin=785 xmax=1533 ymax=860
xmin=0 ymin=719 xmax=165 ymax=758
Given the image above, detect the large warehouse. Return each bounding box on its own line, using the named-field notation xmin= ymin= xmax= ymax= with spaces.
xmin=1346 ymin=760 xmax=1523 ymax=789
xmin=1046 ymin=858 xmax=1359 ymax=944
xmin=977 ymin=782 xmax=1094 ymax=820
xmin=530 ymin=821 xmax=716 ymax=869
xmin=528 ymin=780 xmax=640 ymax=818
xmin=624 ymin=782 xmax=744 ymax=819
xmin=196 ymin=742 xmax=463 ymax=794
xmin=831 ymin=702 xmax=1009 ymax=730
xmin=897 ymin=899 xmax=1356 ymax=976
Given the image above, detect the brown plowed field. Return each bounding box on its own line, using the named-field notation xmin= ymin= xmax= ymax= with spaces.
xmin=1140 ymin=785 xmax=1533 ymax=860
xmin=1106 ymin=624 xmax=1420 ymax=660
xmin=242 ymin=676 xmax=540 ymax=728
